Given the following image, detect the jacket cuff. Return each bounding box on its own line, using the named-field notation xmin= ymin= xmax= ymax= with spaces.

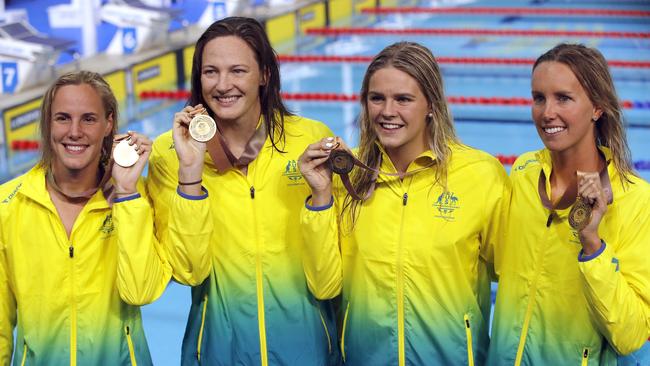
xmin=578 ymin=240 xmax=606 ymax=262
xmin=176 ymin=186 xmax=209 ymax=200
xmin=305 ymin=195 xmax=334 ymax=211
xmin=113 ymin=193 xmax=141 ymax=203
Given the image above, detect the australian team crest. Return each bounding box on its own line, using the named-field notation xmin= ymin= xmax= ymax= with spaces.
xmin=100 ymin=214 xmax=114 ymax=235
xmin=433 ymin=191 xmax=460 ymax=221
xmin=283 ymin=160 xmax=303 ymax=186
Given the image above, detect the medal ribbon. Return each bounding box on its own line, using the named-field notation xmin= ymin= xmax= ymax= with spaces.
xmin=204 ymin=114 xmax=267 ymax=175
xmin=537 ymin=164 xmax=613 ymax=225
xmin=46 ymin=164 xmax=114 ymax=201
xmin=328 ymin=142 xmax=435 ymax=200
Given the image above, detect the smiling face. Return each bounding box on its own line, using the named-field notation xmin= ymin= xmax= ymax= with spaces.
xmin=367 ymin=66 xmax=431 ymax=162
xmin=49 ymin=84 xmax=113 ymax=177
xmin=200 ymin=35 xmax=265 ymax=128
xmin=531 ymin=61 xmax=602 ymax=156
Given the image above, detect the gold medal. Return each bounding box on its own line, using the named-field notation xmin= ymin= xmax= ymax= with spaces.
xmin=113 ymin=139 xmax=139 ymax=167
xmin=568 ymin=197 xmax=592 ymax=230
xmin=189 ymin=114 xmax=217 ymax=142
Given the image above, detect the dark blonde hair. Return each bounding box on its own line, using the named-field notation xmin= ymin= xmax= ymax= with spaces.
xmin=534 ymin=43 xmax=635 ymax=184
xmin=343 ymin=41 xmax=458 ymax=225
xmin=39 ymin=70 xmax=118 ymax=169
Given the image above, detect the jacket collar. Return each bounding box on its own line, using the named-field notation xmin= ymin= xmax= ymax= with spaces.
xmin=375 ymin=142 xmax=437 ymax=183
xmin=19 ymin=165 xmax=111 ymax=212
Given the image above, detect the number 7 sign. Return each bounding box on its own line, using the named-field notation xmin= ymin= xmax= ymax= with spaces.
xmin=1 ymin=62 xmax=18 ymax=94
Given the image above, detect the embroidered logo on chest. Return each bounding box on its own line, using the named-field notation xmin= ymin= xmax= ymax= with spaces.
xmin=282 ymin=159 xmax=304 ymax=186
xmin=100 ymin=214 xmax=114 ymax=235
xmin=433 ymin=191 xmax=460 ymax=221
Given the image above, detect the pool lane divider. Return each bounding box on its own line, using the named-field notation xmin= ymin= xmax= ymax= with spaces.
xmin=277 ymin=55 xmax=650 ymax=69
xmin=304 ymin=27 xmax=650 ymax=39
xmin=361 ymin=7 xmax=650 ymax=18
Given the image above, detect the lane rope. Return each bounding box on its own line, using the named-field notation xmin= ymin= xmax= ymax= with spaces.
xmin=361 ymin=7 xmax=650 ymax=17
xmin=277 ymin=55 xmax=650 ymax=68
xmin=305 ymin=27 xmax=650 ymax=39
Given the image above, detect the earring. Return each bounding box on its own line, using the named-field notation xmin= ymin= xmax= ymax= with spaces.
xmin=592 ymin=117 xmax=598 ymax=122
xmin=427 ymin=112 xmax=433 ymax=119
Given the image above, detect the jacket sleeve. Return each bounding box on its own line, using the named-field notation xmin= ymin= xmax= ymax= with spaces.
xmin=479 ymin=158 xmax=512 ymax=281
xmin=578 ymin=194 xmax=650 ymax=355
xmin=146 ymin=138 xmax=213 ymax=286
xmin=300 ymin=190 xmax=343 ymax=300
xmin=114 ymin=180 xmax=173 ymax=305
xmin=0 ymin=233 xmax=16 ymax=365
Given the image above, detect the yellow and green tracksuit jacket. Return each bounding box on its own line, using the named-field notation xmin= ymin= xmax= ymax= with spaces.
xmin=487 ymin=147 xmax=650 ymax=366
xmin=147 ymin=115 xmax=339 ymax=366
xmin=301 ymin=144 xmax=510 ymax=366
xmin=0 ymin=165 xmax=172 ymax=365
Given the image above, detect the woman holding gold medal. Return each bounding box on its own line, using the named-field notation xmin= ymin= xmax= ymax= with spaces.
xmin=146 ymin=17 xmax=338 ymax=366
xmin=487 ymin=44 xmax=650 ymax=365
xmin=0 ymin=71 xmax=171 ymax=365
xmin=298 ymin=41 xmax=510 ymax=365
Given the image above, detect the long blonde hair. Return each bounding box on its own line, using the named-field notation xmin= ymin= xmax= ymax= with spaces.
xmin=343 ymin=42 xmax=459 ymax=226
xmin=533 ymin=43 xmax=636 ymax=185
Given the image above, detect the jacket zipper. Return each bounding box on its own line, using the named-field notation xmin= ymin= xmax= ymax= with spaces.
xmin=464 ymin=314 xmax=475 ymax=366
xmin=581 ymin=348 xmax=590 ymax=366
xmin=397 ymin=191 xmax=408 ymax=366
xmin=124 ymin=326 xmax=137 ymax=365
xmin=341 ymin=302 xmax=350 ymax=362
xmin=69 ymin=241 xmax=77 ymax=366
xmin=197 ymin=294 xmax=209 ymax=361
xmin=250 ymin=184 xmax=268 ymax=366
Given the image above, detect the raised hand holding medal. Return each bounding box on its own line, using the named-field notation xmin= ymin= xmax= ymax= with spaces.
xmin=300 ymin=136 xmax=436 ymax=203
xmin=172 ymin=104 xmax=210 ymax=195
xmin=111 ymin=131 xmax=153 ymax=198
xmin=572 ymin=170 xmax=609 ymax=255
xmin=298 ymin=136 xmax=338 ymax=206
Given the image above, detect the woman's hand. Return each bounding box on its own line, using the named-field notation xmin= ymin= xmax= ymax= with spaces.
xmin=173 ymin=104 xmax=208 ymax=194
xmin=173 ymin=104 xmax=207 ymax=175
xmin=576 ymin=171 xmax=608 ymax=255
xmin=112 ymin=131 xmax=152 ymax=197
xmin=298 ymin=137 xmax=337 ymax=206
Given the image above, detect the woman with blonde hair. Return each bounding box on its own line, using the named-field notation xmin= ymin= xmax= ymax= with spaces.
xmin=299 ymin=41 xmax=510 ymax=365
xmin=487 ymin=43 xmax=650 ymax=365
xmin=0 ymin=70 xmax=171 ymax=365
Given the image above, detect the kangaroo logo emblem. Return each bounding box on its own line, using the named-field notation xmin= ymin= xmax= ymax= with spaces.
xmin=433 ymin=191 xmax=460 ymax=221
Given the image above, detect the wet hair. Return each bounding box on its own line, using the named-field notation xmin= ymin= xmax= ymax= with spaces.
xmin=533 ymin=43 xmax=636 ymax=185
xmin=343 ymin=41 xmax=458 ymax=226
xmin=189 ymin=16 xmax=292 ymax=151
xmin=39 ymin=70 xmax=117 ymax=170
